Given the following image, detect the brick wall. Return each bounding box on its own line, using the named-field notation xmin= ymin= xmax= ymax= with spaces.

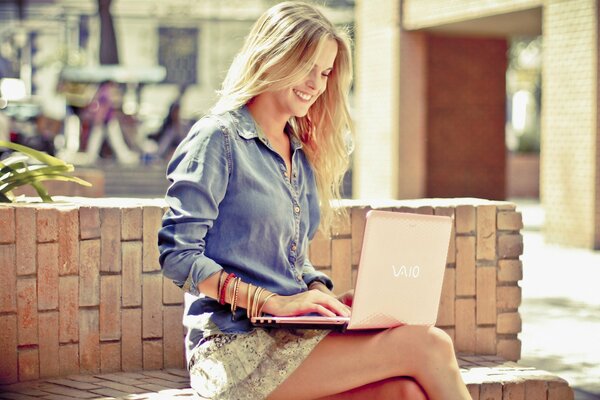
xmin=0 ymin=197 xmax=523 ymax=384
xmin=0 ymin=198 xmax=182 ymax=384
xmin=542 ymin=0 xmax=599 ymax=248
xmin=426 ymin=35 xmax=508 ymax=200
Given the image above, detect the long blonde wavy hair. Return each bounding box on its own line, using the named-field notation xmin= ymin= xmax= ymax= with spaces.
xmin=211 ymin=1 xmax=353 ymax=232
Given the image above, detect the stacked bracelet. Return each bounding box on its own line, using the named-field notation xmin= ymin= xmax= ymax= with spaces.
xmin=219 ymin=273 xmax=235 ymax=305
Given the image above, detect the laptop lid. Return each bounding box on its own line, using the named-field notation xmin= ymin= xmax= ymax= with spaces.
xmin=347 ymin=210 xmax=452 ymax=329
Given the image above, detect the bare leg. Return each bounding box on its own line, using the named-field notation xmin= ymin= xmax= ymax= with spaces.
xmin=268 ymin=325 xmax=470 ymax=400
xmin=316 ymin=377 xmax=427 ymax=400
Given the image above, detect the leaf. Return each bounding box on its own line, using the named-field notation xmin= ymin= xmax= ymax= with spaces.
xmin=1 ymin=173 xmax=92 ymax=194
xmin=31 ymin=182 xmax=53 ymax=202
xmin=0 ymin=140 xmax=66 ymax=166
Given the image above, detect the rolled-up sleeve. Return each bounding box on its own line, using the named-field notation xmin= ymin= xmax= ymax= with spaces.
xmin=301 ymin=257 xmax=333 ymax=290
xmin=158 ymin=117 xmax=230 ymax=296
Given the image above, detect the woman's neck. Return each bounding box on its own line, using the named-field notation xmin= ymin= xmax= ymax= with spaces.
xmin=247 ymin=95 xmax=289 ymax=140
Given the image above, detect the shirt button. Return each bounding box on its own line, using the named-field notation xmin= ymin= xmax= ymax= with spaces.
xmin=294 ymin=206 xmax=300 ymax=214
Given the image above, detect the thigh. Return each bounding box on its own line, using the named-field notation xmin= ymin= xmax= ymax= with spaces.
xmin=268 ymin=325 xmax=435 ymax=400
xmin=315 ymin=377 xmax=427 ymax=400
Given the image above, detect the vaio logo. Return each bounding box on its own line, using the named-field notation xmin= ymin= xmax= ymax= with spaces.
xmin=392 ymin=265 xmax=420 ymax=278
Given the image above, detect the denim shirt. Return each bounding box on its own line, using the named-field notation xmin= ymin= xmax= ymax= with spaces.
xmin=158 ymin=105 xmax=333 ymax=359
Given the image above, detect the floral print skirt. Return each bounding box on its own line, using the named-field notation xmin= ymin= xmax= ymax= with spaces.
xmin=188 ymin=328 xmax=329 ymax=400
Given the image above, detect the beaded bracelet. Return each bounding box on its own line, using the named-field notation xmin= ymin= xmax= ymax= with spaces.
xmin=219 ymin=273 xmax=235 ymax=305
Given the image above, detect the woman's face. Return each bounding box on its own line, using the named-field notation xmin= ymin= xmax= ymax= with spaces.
xmin=263 ymin=38 xmax=338 ymax=119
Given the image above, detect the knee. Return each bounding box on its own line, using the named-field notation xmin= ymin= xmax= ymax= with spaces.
xmin=395 ymin=378 xmax=427 ymax=400
xmin=425 ymin=327 xmax=455 ymax=355
xmin=409 ymin=326 xmax=457 ymax=365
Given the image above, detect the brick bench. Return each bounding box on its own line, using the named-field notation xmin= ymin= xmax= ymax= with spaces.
xmin=0 ymin=197 xmax=573 ymax=399
xmin=0 ymin=356 xmax=572 ymax=399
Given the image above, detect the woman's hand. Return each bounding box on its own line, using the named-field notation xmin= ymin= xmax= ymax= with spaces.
xmin=336 ymin=289 xmax=354 ymax=308
xmin=262 ymin=289 xmax=351 ymax=317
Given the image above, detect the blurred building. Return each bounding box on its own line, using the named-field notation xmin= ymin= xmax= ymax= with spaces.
xmin=354 ymin=0 xmax=599 ymax=249
xmin=0 ymin=0 xmax=352 ymax=125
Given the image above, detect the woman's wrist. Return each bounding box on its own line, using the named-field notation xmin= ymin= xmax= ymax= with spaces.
xmin=308 ymin=280 xmax=330 ymax=293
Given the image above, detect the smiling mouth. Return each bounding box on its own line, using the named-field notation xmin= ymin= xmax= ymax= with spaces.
xmin=293 ymin=89 xmax=313 ymax=102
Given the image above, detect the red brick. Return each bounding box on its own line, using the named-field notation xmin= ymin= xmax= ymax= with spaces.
xmin=121 ymin=207 xmax=143 ymax=241
xmin=0 ymin=314 xmax=18 ymax=384
xmin=59 ymin=276 xmax=79 ymax=344
xmin=480 ymin=382 xmax=502 ymax=400
xmin=36 ymin=207 xmax=58 ymax=243
xmin=17 ymin=277 xmax=38 ymax=346
xmin=122 ymin=308 xmax=142 ymax=371
xmin=59 ymin=343 xmax=80 ymax=376
xmin=455 ymin=298 xmax=476 ymax=353
xmin=503 ymin=380 xmax=525 ymax=400
xmin=100 ymin=207 xmax=121 ymax=273
xmin=476 ymin=266 xmax=496 ymax=325
xmin=79 ymin=206 xmax=100 ymax=239
xmin=436 ymin=267 xmax=455 ymax=326
xmin=467 ymin=384 xmax=480 ymax=400
xmin=58 ymin=207 xmax=79 ymax=276
xmin=37 ymin=243 xmax=59 ymax=311
xmin=163 ymin=306 xmax=185 ymax=368
xmin=497 ymin=286 xmax=521 ymax=310
xmin=524 ymin=380 xmax=547 ymax=400
xmin=498 ymin=260 xmax=522 ymax=283
xmin=79 ymin=309 xmax=100 ymax=374
xmin=350 ymin=207 xmax=369 ymax=265
xmin=475 ymin=327 xmax=496 ymax=355
xmin=455 ymin=205 xmax=475 ymax=234
xmin=100 ymin=342 xmax=122 ymax=373
xmin=79 ymin=239 xmax=100 ymax=307
xmin=497 ymin=211 xmax=523 ymax=231
xmin=456 ymin=236 xmax=475 ymax=296
xmin=331 ymin=238 xmax=352 ymax=295
xmin=100 ymin=275 xmax=122 ymax=341
xmin=163 ymin=276 xmax=184 ymax=305
xmin=498 ymin=234 xmax=523 ymax=259
xmin=309 ymin=228 xmax=331 ymax=268
xmin=18 ymin=348 xmax=39 ymax=381
xmin=143 ymin=273 xmax=163 ymax=339
xmin=0 ymin=244 xmax=16 ymax=313
xmin=0 ymin=207 xmax=15 ymax=243
xmin=476 ymin=205 xmax=497 ymax=261
xmin=142 ymin=206 xmax=163 ymax=272
xmin=143 ymin=340 xmax=164 ymax=370
xmin=122 ymin=241 xmax=142 ymax=307
xmin=498 ymin=338 xmax=521 ymax=361
xmin=548 ymin=380 xmax=574 ymax=400
xmin=435 ymin=207 xmax=456 ymax=264
xmin=497 ymin=312 xmax=522 ymax=334
xmin=15 ymin=207 xmax=36 ymax=275
xmin=38 ymin=311 xmax=60 ymax=378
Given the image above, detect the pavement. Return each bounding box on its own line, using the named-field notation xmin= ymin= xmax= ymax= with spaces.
xmin=515 ymin=200 xmax=600 ymax=399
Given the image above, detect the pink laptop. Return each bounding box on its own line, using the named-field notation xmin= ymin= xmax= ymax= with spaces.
xmin=251 ymin=210 xmax=453 ymax=331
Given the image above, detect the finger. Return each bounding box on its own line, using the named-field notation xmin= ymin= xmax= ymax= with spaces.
xmin=321 ymin=297 xmax=351 ymax=317
xmin=313 ymin=304 xmax=336 ymax=317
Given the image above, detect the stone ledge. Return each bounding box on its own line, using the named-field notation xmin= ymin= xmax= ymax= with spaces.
xmin=459 ymin=355 xmax=574 ymax=400
xmin=0 ymin=356 xmax=572 ymax=400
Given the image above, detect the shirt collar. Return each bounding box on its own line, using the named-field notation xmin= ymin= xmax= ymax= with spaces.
xmin=233 ymin=104 xmax=303 ymax=151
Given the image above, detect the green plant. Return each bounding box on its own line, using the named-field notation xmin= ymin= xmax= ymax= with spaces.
xmin=0 ymin=140 xmax=91 ymax=203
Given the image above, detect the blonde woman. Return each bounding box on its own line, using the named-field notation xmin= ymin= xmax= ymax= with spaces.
xmin=159 ymin=2 xmax=471 ymax=399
